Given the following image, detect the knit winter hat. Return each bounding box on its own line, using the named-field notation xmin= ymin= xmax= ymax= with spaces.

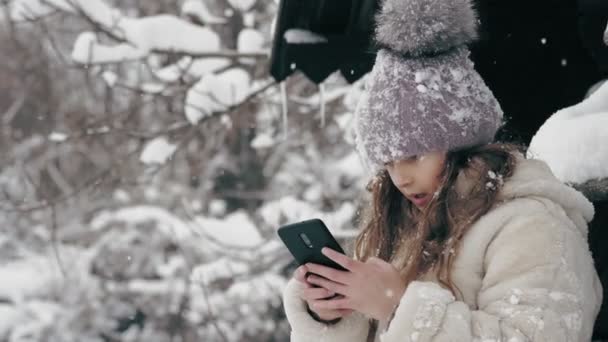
xmin=354 ymin=0 xmax=504 ymax=172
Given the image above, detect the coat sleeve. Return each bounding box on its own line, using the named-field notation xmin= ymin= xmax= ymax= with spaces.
xmin=379 ymin=212 xmax=602 ymax=342
xmin=282 ymin=277 xmax=370 ymax=342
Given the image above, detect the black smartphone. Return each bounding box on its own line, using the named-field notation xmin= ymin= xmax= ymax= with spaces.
xmin=277 ymin=218 xmax=346 ymax=271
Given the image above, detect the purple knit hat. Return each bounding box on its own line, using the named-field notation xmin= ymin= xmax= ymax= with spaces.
xmin=354 ymin=0 xmax=504 ymax=172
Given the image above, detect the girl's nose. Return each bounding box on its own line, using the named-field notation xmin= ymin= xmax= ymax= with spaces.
xmin=395 ymin=176 xmax=413 ymax=188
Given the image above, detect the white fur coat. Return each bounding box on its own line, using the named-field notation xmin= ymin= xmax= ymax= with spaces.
xmin=282 ymin=157 xmax=602 ymax=341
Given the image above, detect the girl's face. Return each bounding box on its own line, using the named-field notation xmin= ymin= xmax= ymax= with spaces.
xmin=385 ymin=151 xmax=447 ymax=208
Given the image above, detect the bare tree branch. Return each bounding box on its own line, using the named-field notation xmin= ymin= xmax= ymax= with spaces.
xmin=2 ymin=161 xmax=114 ymax=212
xmin=46 ymin=159 xmax=74 ymax=196
xmin=197 ymin=275 xmax=230 ymax=342
xmin=35 ymin=15 xmax=72 ymax=66
xmin=2 ymin=88 xmax=26 ymax=125
xmin=50 ymin=203 xmax=68 ymax=277
xmin=7 ymin=1 xmax=62 ymax=23
xmin=69 ymin=50 xmax=268 ymax=67
xmin=41 ymin=0 xmax=128 ymax=43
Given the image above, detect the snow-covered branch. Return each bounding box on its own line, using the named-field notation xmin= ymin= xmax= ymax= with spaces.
xmin=10 ymin=0 xmax=268 ymax=63
xmin=186 ymin=77 xmax=277 ymax=125
xmin=69 ymin=16 xmax=227 ymax=64
xmin=0 ymin=0 xmax=359 ymax=340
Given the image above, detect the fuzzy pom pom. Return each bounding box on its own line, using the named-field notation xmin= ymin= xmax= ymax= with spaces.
xmin=375 ymin=0 xmax=479 ymax=56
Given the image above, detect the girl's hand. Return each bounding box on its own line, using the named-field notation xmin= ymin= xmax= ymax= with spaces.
xmin=293 ymin=265 xmax=354 ymax=322
xmin=305 ymin=248 xmax=406 ymax=322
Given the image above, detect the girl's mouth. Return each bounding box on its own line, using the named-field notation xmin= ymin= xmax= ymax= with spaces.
xmin=410 ymin=193 xmax=430 ymax=207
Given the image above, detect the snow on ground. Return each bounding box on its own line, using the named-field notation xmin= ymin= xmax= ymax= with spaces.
xmin=528 ymin=80 xmax=608 ymax=184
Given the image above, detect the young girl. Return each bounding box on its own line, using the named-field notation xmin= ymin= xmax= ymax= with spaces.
xmin=282 ymin=0 xmax=602 ymax=341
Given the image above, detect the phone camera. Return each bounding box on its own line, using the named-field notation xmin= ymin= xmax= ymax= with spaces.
xmin=299 ymin=233 xmax=314 ymax=249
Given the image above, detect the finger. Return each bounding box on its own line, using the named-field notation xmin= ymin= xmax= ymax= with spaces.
xmin=305 ymin=263 xmax=350 ymax=285
xmin=367 ymin=257 xmax=384 ymax=265
xmin=294 ymin=269 xmax=315 ymax=290
xmin=311 ymin=297 xmax=352 ymax=311
xmin=321 ymin=248 xmax=359 ymax=272
xmin=301 ymin=287 xmax=335 ymax=301
xmin=307 ymin=274 xmax=348 ymax=294
xmin=367 ymin=257 xmax=392 ymax=270
xmin=294 ymin=265 xmax=309 ymax=283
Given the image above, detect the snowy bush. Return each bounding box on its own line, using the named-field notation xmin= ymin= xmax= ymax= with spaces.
xmin=0 ymin=0 xmax=367 ymax=340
